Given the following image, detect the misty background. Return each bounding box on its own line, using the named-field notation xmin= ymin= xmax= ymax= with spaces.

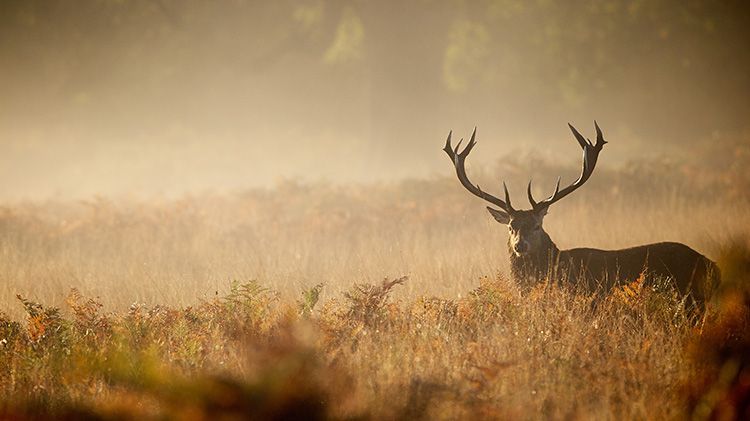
xmin=1 ymin=0 xmax=749 ymax=200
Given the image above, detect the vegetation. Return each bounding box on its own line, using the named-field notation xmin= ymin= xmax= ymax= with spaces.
xmin=2 ymin=2 xmax=748 ymax=419
xmin=1 ymin=154 xmax=749 ymax=419
xmin=1 ymin=256 xmax=749 ymax=419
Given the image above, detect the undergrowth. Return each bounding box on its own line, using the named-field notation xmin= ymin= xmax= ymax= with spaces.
xmin=1 ymin=245 xmax=748 ymax=420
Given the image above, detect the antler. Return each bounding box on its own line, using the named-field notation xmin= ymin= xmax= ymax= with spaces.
xmin=443 ymin=128 xmax=514 ymax=213
xmin=527 ymin=121 xmax=607 ymax=211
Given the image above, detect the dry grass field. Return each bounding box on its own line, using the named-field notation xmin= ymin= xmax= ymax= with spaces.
xmin=1 ymin=146 xmax=750 ymax=420
xmin=3 ymin=2 xmax=750 ymax=419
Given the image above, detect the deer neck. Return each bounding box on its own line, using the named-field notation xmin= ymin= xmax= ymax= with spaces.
xmin=508 ymin=229 xmax=560 ymax=284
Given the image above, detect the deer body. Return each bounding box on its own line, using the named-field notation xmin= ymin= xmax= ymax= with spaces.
xmin=444 ymin=123 xmax=718 ymax=308
xmin=509 ymin=235 xmax=717 ymax=304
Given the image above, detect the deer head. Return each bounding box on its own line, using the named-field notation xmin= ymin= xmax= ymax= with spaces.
xmin=443 ymin=122 xmax=607 ymax=257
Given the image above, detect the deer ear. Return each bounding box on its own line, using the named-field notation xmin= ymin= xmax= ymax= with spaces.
xmin=486 ymin=207 xmax=510 ymax=224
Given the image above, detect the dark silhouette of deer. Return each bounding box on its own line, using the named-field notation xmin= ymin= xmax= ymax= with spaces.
xmin=444 ymin=122 xmax=718 ymax=307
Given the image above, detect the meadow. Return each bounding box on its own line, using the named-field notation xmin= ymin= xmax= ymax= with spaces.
xmin=1 ymin=143 xmax=749 ymax=419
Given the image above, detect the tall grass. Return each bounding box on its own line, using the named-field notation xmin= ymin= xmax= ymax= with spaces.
xmin=1 ymin=172 xmax=748 ymax=319
xmin=1 ymin=150 xmax=749 ymax=418
xmin=2 ymin=258 xmax=748 ymax=419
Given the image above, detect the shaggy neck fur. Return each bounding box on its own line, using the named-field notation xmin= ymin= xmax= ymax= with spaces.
xmin=508 ymin=229 xmax=560 ymax=288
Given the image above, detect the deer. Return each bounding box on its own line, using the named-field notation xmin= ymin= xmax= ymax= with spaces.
xmin=443 ymin=122 xmax=718 ymax=309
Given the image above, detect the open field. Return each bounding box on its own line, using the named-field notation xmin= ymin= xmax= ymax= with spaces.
xmin=3 ymin=1 xmax=750 ymax=419
xmin=1 ymin=149 xmax=750 ymax=419
xmin=2 ymin=143 xmax=749 ymax=316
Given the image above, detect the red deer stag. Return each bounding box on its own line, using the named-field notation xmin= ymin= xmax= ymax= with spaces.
xmin=443 ymin=122 xmax=718 ymax=308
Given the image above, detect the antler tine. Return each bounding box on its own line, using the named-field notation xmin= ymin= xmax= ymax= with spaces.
xmin=532 ymin=123 xmax=606 ymax=211
xmin=443 ymin=128 xmax=512 ymax=213
xmin=526 ymin=180 xmax=537 ymax=208
xmin=568 ymin=123 xmax=590 ymax=148
xmin=552 ymin=176 xmax=561 ymax=197
xmin=503 ymin=182 xmax=515 ymax=212
xmin=594 ymin=120 xmax=607 ymax=146
xmin=454 ymin=137 xmax=464 ymax=155
xmin=462 ymin=127 xmax=478 ymax=157
xmin=443 ymin=131 xmax=454 ymax=157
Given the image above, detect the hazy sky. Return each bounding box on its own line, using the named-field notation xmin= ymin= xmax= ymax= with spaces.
xmin=1 ymin=0 xmax=748 ymax=200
